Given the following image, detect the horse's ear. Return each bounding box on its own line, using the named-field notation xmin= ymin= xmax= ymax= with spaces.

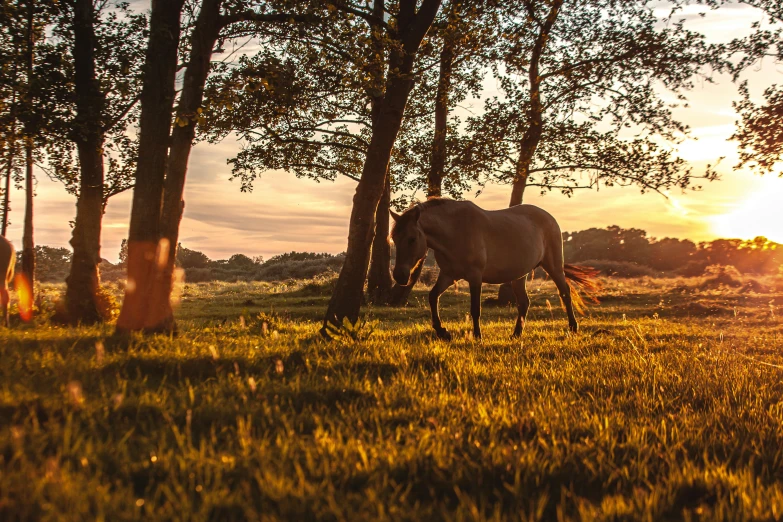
xmin=390 ymin=210 xmax=401 ymax=222
xmin=410 ymin=206 xmax=421 ymax=221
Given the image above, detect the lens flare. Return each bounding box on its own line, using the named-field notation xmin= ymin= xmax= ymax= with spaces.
xmin=14 ymin=273 xmax=33 ymax=322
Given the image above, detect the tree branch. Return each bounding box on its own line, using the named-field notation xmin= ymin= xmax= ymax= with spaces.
xmin=219 ymin=11 xmax=320 ymax=28
xmin=102 ymin=92 xmax=141 ymax=133
xmin=289 ymin=162 xmax=361 ymax=182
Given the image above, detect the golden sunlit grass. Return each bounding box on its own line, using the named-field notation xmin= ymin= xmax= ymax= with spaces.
xmin=1 ymin=276 xmax=782 ymax=520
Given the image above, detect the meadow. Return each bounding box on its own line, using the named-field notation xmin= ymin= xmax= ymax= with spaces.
xmin=1 ymin=275 xmax=782 ymax=521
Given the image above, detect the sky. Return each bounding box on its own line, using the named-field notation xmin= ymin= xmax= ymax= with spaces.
xmin=3 ymin=2 xmax=782 ymax=263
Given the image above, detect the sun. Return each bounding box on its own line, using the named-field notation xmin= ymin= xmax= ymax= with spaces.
xmin=712 ymin=177 xmax=783 ymax=243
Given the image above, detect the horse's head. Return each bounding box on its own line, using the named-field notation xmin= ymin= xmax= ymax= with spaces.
xmin=390 ymin=206 xmax=427 ymax=286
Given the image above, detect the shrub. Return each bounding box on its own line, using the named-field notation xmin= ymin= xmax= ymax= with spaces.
xmin=177 ymin=245 xmax=211 ymax=268
xmin=227 ymin=254 xmax=259 ymax=269
xmin=296 ymin=274 xmax=339 ymax=296
xmin=254 ymin=254 xmax=345 ymax=281
xmin=699 ymin=265 xmax=743 ymax=289
xmin=419 ymin=267 xmax=439 ymax=286
xmin=676 ymin=260 xmax=708 ymax=277
xmin=185 ymin=267 xmax=213 ymax=283
xmin=580 ymin=259 xmax=657 ymax=278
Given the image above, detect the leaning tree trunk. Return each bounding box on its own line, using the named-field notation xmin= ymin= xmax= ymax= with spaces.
xmin=390 ymin=38 xmax=454 ymax=306
xmin=156 ymin=0 xmax=223 ymax=331
xmin=508 ymin=0 xmax=561 ymax=207
xmin=65 ymin=0 xmax=106 ymax=324
xmin=115 ymin=0 xmax=185 ymax=334
xmin=320 ymin=0 xmax=442 ymax=335
xmin=20 ymin=0 xmax=35 ymax=297
xmin=500 ymin=0 xmax=562 ymax=301
xmin=366 ymin=173 xmax=394 ymax=304
xmin=321 ymin=90 xmax=407 ymax=331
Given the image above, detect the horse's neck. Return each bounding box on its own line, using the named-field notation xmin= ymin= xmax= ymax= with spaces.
xmin=419 ymin=209 xmax=453 ymax=254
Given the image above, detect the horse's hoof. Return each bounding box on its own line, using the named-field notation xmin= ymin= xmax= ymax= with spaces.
xmin=569 ymin=323 xmax=579 ymax=333
xmin=435 ymin=329 xmax=452 ymax=341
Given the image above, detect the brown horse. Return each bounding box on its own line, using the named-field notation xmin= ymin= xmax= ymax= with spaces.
xmin=1 ymin=236 xmax=15 ymax=327
xmin=391 ymin=199 xmax=598 ymax=340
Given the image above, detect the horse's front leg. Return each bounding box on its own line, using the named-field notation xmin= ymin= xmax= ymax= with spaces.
xmin=468 ymin=280 xmax=482 ymax=341
xmin=429 ymin=273 xmax=454 ymax=340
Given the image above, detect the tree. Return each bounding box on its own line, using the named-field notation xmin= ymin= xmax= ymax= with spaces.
xmin=37 ymin=0 xmax=146 ymax=324
xmin=724 ymin=1 xmax=783 ymax=176
xmin=114 ymin=0 xmax=186 ymax=334
xmin=382 ymin=0 xmax=496 ymax=305
xmin=0 ymin=1 xmax=24 ymax=237
xmin=116 ymin=0 xmax=322 ymax=333
xmin=176 ymin=244 xmax=211 ymax=269
xmin=20 ymin=0 xmax=37 ymax=296
xmin=205 ymin=0 xmax=480 ymax=306
xmin=457 ymin=0 xmax=721 ymax=207
xmin=319 ymin=0 xmax=443 ymax=333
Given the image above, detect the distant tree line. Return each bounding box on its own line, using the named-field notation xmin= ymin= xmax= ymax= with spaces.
xmin=28 ymin=229 xmax=781 ymax=284
xmin=563 ymin=227 xmax=782 ymax=277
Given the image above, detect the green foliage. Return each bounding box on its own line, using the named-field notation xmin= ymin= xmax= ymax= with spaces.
xmin=176 ymin=244 xmax=211 ymax=269
xmin=13 ymin=245 xmax=72 ymax=282
xmin=457 ymin=0 xmax=723 ymax=198
xmin=38 ymin=0 xmax=147 ymax=200
xmin=1 ymin=279 xmax=783 ymax=519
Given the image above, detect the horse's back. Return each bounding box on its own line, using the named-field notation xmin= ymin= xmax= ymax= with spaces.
xmin=476 ymin=204 xmax=561 ymax=283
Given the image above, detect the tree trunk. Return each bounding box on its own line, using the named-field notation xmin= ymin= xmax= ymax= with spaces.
xmin=1 ymin=136 xmax=12 ymax=238
xmin=21 ymin=141 xmax=34 ymax=290
xmin=156 ymin=0 xmax=223 ymax=330
xmin=366 ymin=173 xmax=394 ymax=303
xmin=21 ymin=0 xmax=35 ymax=295
xmin=508 ymin=0 xmax=562 ymax=207
xmin=321 ymin=47 xmax=432 ymax=333
xmin=65 ymin=0 xmax=106 ymax=324
xmin=115 ymin=0 xmax=185 ymax=334
xmin=390 ymin=38 xmax=455 ymax=306
xmin=427 ymin=41 xmax=454 ymax=198
xmin=2 ymin=62 xmax=17 ymax=238
xmin=502 ymin=1 xmax=563 ymax=301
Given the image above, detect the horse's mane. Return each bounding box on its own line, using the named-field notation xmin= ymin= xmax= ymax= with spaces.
xmin=416 ymin=197 xmax=455 ymax=210
xmin=391 ymin=198 xmax=456 ymax=236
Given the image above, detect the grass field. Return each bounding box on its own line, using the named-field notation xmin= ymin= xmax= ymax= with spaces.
xmin=1 ymin=275 xmax=783 ymax=521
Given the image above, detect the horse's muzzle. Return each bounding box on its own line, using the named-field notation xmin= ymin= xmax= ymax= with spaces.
xmin=393 ymin=267 xmax=411 ymax=286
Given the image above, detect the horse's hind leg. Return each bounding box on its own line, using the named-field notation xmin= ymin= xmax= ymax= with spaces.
xmin=429 ymin=273 xmax=454 ymax=340
xmin=511 ymin=275 xmax=530 ymax=338
xmin=468 ymin=279 xmax=483 ymax=341
xmin=542 ymin=262 xmax=578 ymax=333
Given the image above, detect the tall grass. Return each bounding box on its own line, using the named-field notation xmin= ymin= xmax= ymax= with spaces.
xmin=1 ymin=278 xmax=782 ymax=520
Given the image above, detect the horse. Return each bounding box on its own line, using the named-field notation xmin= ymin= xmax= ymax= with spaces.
xmin=390 ymin=198 xmax=598 ymax=340
xmin=0 ymin=236 xmax=15 ymax=327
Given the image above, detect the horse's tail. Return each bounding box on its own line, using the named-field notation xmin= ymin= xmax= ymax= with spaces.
xmin=563 ymin=263 xmax=601 ymax=315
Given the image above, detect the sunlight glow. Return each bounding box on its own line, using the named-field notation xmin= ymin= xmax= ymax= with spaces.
xmin=14 ymin=273 xmax=33 ymax=322
xmin=712 ymin=177 xmax=783 ymax=243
